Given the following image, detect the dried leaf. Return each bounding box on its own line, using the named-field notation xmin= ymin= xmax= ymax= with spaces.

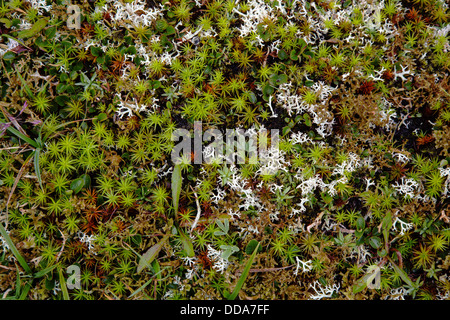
xmin=137 ymin=235 xmax=169 ymax=274
xmin=18 ymin=18 xmax=48 ymax=39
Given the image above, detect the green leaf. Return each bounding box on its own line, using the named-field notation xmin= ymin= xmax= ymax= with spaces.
xmin=164 ymin=25 xmax=176 ymax=35
xmin=34 ymin=263 xmax=59 ymax=278
xmin=282 ymin=126 xmax=291 ymax=136
xmin=303 ymin=113 xmax=312 ymax=127
xmin=303 ymin=50 xmax=315 ymax=58
xmin=368 ymin=236 xmax=381 ymax=249
xmin=17 ymin=18 xmax=48 ymax=39
xmin=44 ymin=26 xmax=56 ymax=39
xmin=377 ymin=248 xmax=387 ymax=257
xmin=126 ymin=46 xmax=137 ymax=55
xmin=15 ymin=269 xmax=21 ymax=298
xmin=355 ymin=229 xmax=363 ymax=238
xmin=269 ymin=74 xmax=288 ymax=86
xmin=389 ymin=258 xmax=414 ymax=287
xmin=156 ymin=19 xmax=168 ymax=32
xmin=298 ymin=38 xmax=308 ymax=49
xmin=381 ymin=212 xmax=392 ymax=245
xmin=90 ymin=46 xmax=102 ymax=57
xmin=70 ymin=178 xmax=85 ymax=194
xmin=95 ymin=113 xmax=108 ymax=122
xmin=227 ymin=242 xmax=259 ymax=300
xmin=45 ymin=277 xmax=55 ymax=291
xmin=352 ymin=274 xmax=369 ymax=294
xmin=34 ymin=149 xmax=43 ymax=190
xmin=290 ymin=49 xmax=299 ymax=61
xmin=0 ymin=18 xmax=12 ymax=29
xmin=356 ymin=216 xmax=365 ymax=231
xmin=278 ymin=49 xmax=288 ymax=60
xmin=18 ymin=281 xmax=31 ymax=300
xmin=2 ymin=51 xmax=15 ymax=61
xmin=129 ymin=264 xmax=171 ymax=298
xmin=276 ymin=74 xmax=288 ymax=85
xmin=151 ymin=80 xmax=161 ymax=89
xmin=220 ymin=245 xmax=239 ymax=260
xmin=81 ymin=174 xmax=91 ymax=188
xmin=128 ymin=278 xmax=153 ymax=299
xmin=15 ymin=70 xmax=34 ymax=99
xmin=5 ymin=126 xmax=39 ymax=148
xmin=131 ymin=234 xmax=142 ymax=246
xmin=248 ymin=92 xmax=257 ymax=104
xmin=222 ymin=290 xmax=231 ymax=299
xmin=58 ymin=268 xmax=70 ymax=300
xmin=55 ymin=95 xmax=70 ymax=106
xmin=216 ymin=219 xmax=229 ymax=234
xmin=245 ymin=239 xmax=261 ymax=255
xmin=171 ymin=164 xmax=182 ymax=215
xmin=137 ymin=235 xmax=169 ymax=274
xmin=97 ymin=55 xmax=106 ymax=65
xmin=262 ymin=83 xmax=274 ymax=96
xmin=152 ymin=260 xmax=161 ymax=279
xmin=179 ymin=229 xmax=194 ymax=257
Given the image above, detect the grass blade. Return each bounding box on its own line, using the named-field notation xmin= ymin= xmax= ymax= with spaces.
xmin=0 ymin=219 xmax=31 ymax=274
xmin=353 ymin=273 xmax=371 ymax=294
xmin=137 ymin=235 xmax=169 ymax=274
xmin=389 ymin=257 xmax=414 ymax=287
xmin=171 ymin=164 xmax=182 ymax=215
xmin=227 ymin=242 xmax=259 ymax=300
xmin=17 ymin=18 xmax=48 ymax=39
xmin=178 ymin=228 xmax=194 ymax=257
xmin=34 ymin=263 xmax=59 ymax=279
xmin=128 ymin=265 xmax=168 ymax=299
xmin=128 ymin=278 xmax=153 ymax=299
xmin=15 ymin=70 xmax=34 ymax=99
xmin=5 ymin=126 xmax=39 ymax=148
xmin=18 ymin=281 xmax=31 ymax=300
xmin=58 ymin=267 xmax=70 ymax=300
xmin=1 ymin=34 xmax=29 ymax=49
xmin=34 ymin=149 xmax=43 ymax=189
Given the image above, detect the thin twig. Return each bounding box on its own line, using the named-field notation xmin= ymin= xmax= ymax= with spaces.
xmin=22 ymin=175 xmax=37 ymax=179
xmin=439 ymin=210 xmax=449 ymax=223
xmin=0 ymin=264 xmax=16 ymax=271
xmin=248 ymin=265 xmax=294 ymax=273
xmin=307 ymin=212 xmax=325 ymax=233
xmin=55 ymin=228 xmax=66 ymax=263
xmin=2 ymin=288 xmax=12 ymax=299
xmin=0 ymin=146 xmax=21 ymax=151
xmin=189 ymin=185 xmax=201 ymax=233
